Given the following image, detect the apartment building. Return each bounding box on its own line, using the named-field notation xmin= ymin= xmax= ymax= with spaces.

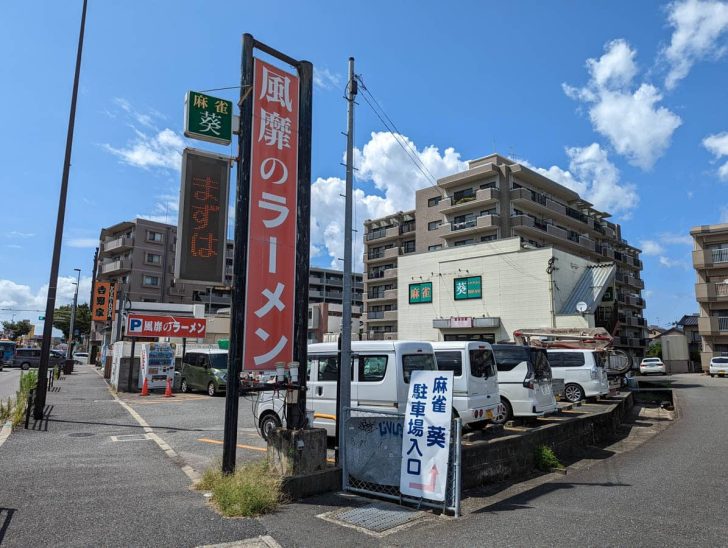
xmin=308 ymin=267 xmax=364 ymax=307
xmin=691 ymin=222 xmax=728 ymax=370
xmin=363 ymin=153 xmax=646 ymax=357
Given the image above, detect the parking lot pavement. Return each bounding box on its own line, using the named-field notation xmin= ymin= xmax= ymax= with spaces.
xmin=116 ymin=390 xmax=271 ymax=474
xmin=0 ymin=367 xmax=21 ymax=401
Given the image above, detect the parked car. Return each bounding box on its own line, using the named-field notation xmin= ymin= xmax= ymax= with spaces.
xmin=11 ymin=348 xmax=65 ymax=370
xmin=546 ymin=349 xmax=609 ymax=403
xmin=491 ymin=345 xmax=558 ymax=424
xmin=72 ymin=352 xmax=89 ymax=365
xmin=639 ymin=357 xmax=665 ymax=375
xmin=179 ymin=349 xmax=228 ymax=396
xmin=709 ymin=356 xmax=728 ymax=377
xmin=432 ymin=341 xmax=500 ymax=428
xmin=255 ymin=340 xmax=438 ymax=440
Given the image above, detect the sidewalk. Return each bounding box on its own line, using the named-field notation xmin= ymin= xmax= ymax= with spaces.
xmin=0 ymin=365 xmax=267 ymax=547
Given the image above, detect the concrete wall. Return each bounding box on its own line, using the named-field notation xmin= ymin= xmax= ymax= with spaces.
xmin=662 ymin=332 xmax=690 ymax=374
xmin=397 ymin=239 xmax=591 ymax=341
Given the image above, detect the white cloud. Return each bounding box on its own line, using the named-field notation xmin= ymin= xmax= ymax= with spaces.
xmin=310 ymin=132 xmax=467 ymax=271
xmin=138 ymin=192 xmax=179 ymax=225
xmin=721 ymin=205 xmax=728 ymax=222
xmin=658 ymin=255 xmax=689 ymax=269
xmin=703 ymin=131 xmax=728 ymax=180
xmin=524 ymin=143 xmax=639 ymax=216
xmin=564 ymin=40 xmax=682 ymax=169
xmin=103 ymin=128 xmax=185 ymax=172
xmin=659 ymin=232 xmax=694 ymax=245
xmin=313 ymin=67 xmax=343 ymax=90
xmin=663 ymin=0 xmax=728 ymax=89
xmin=113 ymin=97 xmax=161 ymax=128
xmin=5 ymin=231 xmax=34 ymax=239
xmin=66 ymin=238 xmax=98 ymax=248
xmin=640 ymin=240 xmax=666 ymax=256
xmin=0 ymin=276 xmax=94 ymax=320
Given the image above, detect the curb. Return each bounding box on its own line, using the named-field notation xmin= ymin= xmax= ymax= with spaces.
xmin=0 ymin=419 xmax=13 ymax=449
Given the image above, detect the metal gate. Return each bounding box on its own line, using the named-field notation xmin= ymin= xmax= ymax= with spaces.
xmin=342 ymin=406 xmax=462 ymax=516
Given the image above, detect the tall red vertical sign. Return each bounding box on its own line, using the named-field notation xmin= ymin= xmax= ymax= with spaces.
xmin=243 ymin=59 xmax=300 ymax=370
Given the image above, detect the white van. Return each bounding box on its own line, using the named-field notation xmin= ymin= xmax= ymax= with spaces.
xmin=546 ymin=349 xmax=609 ymax=402
xmin=254 ymin=340 xmax=437 ymax=439
xmin=491 ymin=344 xmax=558 ymax=424
xmin=431 ymin=341 xmax=500 ymax=428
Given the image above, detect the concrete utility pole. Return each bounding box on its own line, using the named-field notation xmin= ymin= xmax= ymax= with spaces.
xmin=67 ymin=268 xmax=81 ymax=359
xmin=34 ymin=0 xmax=88 ymax=420
xmin=338 ymin=57 xmax=356 ymax=485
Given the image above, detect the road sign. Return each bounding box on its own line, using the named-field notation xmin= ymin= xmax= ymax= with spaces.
xmin=126 ymin=314 xmax=206 ymax=338
xmin=184 ymin=91 xmax=233 ymax=145
xmin=175 ymin=148 xmax=231 ymax=284
xmin=400 ymin=370 xmax=454 ymax=502
xmin=39 ymin=316 xmax=45 ymax=320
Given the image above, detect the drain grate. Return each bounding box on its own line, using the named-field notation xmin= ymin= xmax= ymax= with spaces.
xmin=68 ymin=433 xmax=94 ymax=437
xmin=331 ymin=502 xmax=423 ymax=534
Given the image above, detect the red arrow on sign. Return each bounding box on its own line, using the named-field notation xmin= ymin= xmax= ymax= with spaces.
xmin=408 ymin=464 xmax=439 ymax=493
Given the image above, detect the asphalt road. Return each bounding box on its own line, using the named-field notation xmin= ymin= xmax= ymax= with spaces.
xmin=0 ymin=367 xmax=21 ymax=401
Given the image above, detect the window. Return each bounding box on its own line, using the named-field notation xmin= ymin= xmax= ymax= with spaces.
xmin=454 ymin=239 xmax=474 ymax=247
xmin=143 ymin=275 xmax=160 ymax=287
xmin=403 ymin=240 xmax=415 ymax=253
xmin=548 ymin=352 xmax=586 ymax=367
xmin=480 ymin=208 xmax=496 ymax=216
xmin=359 ymin=355 xmax=387 ymax=382
xmin=315 ymin=355 xmax=339 ymax=381
xmin=470 ymin=348 xmax=496 ymax=378
xmin=402 ymin=353 xmax=437 ymax=383
xmin=481 ymin=235 xmax=497 ymax=242
xmin=480 ymin=181 xmax=498 ymax=190
xmin=493 ymin=346 xmax=528 ymax=372
xmin=428 ymin=220 xmax=442 ymax=231
xmin=428 ymin=196 xmax=442 ymax=207
xmin=428 ymin=244 xmax=443 ymax=251
xmin=435 ymin=351 xmax=462 ymax=377
xmin=146 ymin=253 xmax=161 ymax=264
xmin=147 ymin=230 xmax=163 ymax=242
xmin=452 ymin=188 xmax=475 ymax=204
xmin=184 ymin=353 xmax=200 ymax=367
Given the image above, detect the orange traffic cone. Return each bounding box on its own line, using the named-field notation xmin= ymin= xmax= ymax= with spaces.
xmin=140 ymin=377 xmax=149 ymax=397
xmin=163 ymin=377 xmax=174 ymax=398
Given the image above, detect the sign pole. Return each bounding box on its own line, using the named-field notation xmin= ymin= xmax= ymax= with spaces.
xmin=127 ymin=337 xmax=136 ymax=393
xmin=223 ymin=33 xmax=255 ymax=475
xmin=34 ymin=0 xmax=88 ymax=420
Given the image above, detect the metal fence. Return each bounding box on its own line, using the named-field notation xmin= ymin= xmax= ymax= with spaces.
xmin=342 ymin=406 xmax=462 ymax=516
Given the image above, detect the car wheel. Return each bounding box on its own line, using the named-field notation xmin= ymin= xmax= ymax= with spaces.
xmin=207 ymin=382 xmax=217 ymax=397
xmin=492 ymin=398 xmax=512 ymax=425
xmin=710 ymin=374 xmax=715 ymax=378
xmin=21 ymin=362 xmax=30 ymax=371
xmin=259 ymin=412 xmax=282 ymax=441
xmin=564 ymin=383 xmax=585 ymax=403
xmin=180 ymin=378 xmax=189 ymax=393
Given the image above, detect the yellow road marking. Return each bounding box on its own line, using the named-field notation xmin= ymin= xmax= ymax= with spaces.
xmin=314 ymin=413 xmax=336 ymax=421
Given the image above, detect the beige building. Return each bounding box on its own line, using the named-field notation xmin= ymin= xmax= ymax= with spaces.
xmin=691 ymin=222 xmax=728 ymax=370
xmin=397 ymin=238 xmax=614 ymax=342
xmin=363 ymin=153 xmax=646 ymax=356
xmin=655 ymin=328 xmax=690 ymax=374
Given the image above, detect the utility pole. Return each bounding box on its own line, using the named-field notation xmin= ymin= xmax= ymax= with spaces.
xmin=34 ymin=0 xmax=88 ymax=420
xmin=337 ymin=57 xmax=356 ymax=485
xmin=67 ymin=268 xmax=81 ymax=359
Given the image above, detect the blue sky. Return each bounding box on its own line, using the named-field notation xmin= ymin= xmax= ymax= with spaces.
xmin=2 ymin=0 xmax=728 ymax=327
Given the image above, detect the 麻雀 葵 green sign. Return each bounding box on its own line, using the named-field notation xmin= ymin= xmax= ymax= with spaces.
xmin=454 ymin=276 xmax=482 ymax=300
xmin=409 ymin=282 xmax=433 ymax=304
xmin=184 ymin=91 xmax=233 ymax=146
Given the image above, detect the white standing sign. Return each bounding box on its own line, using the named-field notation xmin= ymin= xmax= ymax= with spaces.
xmin=399 ymin=370 xmax=454 ymax=501
xmin=139 ymin=342 xmax=176 ymax=389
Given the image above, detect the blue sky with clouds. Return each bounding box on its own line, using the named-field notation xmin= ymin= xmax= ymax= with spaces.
xmin=2 ymin=0 xmax=728 ymax=327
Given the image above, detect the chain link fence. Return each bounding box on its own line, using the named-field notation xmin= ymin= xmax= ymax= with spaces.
xmin=342 ymin=406 xmax=461 ymax=516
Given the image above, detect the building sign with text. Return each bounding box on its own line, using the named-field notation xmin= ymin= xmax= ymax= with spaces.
xmin=184 ymin=91 xmax=233 ymax=145
xmin=399 ymin=370 xmax=454 ymax=502
xmin=92 ymin=281 xmax=116 ymax=322
xmin=242 ymin=58 xmax=300 ymax=371
xmin=454 ymin=276 xmax=482 ymax=300
xmin=175 ymin=148 xmax=230 ymax=285
xmin=409 ymin=282 xmax=433 ymax=304
xmin=126 ymin=314 xmax=207 ymax=338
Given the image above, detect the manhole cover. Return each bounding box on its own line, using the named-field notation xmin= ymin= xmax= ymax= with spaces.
xmin=327 ymin=502 xmax=424 ymax=534
xmin=68 ymin=433 xmax=94 ymax=437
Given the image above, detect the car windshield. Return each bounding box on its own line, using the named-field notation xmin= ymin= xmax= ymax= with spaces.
xmin=209 ymin=353 xmax=228 ymax=370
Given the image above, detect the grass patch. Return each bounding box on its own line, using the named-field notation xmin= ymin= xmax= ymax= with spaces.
xmin=534 ymin=444 xmax=562 ymax=472
xmin=0 ymin=370 xmax=39 ymax=428
xmin=195 ymin=460 xmax=283 ymax=517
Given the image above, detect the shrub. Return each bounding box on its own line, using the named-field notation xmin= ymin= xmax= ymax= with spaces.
xmin=535 ymin=444 xmax=562 ymax=472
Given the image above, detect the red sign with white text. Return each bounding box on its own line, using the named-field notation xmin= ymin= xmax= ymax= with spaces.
xmin=126 ymin=314 xmax=207 ymax=338
xmin=243 ymin=58 xmax=300 ymax=370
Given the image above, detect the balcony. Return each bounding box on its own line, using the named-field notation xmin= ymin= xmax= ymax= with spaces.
xmin=101 ymin=259 xmax=131 ymax=274
xmin=694 ymin=248 xmax=728 ymax=269
xmin=616 ymin=336 xmax=645 ymax=348
xmin=440 ymin=187 xmax=500 ymax=215
xmin=442 ymin=214 xmax=500 ymax=239
xmin=365 ymin=225 xmax=400 ymax=242
xmin=617 ymin=293 xmax=645 ymax=308
xmin=103 ymin=236 xmax=133 ymax=254
xmin=366 ymin=310 xmax=398 ymax=323
xmin=366 ymin=288 xmax=398 ymax=303
xmin=698 ymin=316 xmax=728 ymax=335
xmin=364 ymin=246 xmax=400 ymax=264
xmin=696 ymin=282 xmax=728 ymax=302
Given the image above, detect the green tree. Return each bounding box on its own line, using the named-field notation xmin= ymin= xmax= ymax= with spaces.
xmin=1 ymin=319 xmax=33 ymax=340
xmin=646 ymin=341 xmax=662 ymax=358
xmin=52 ymin=303 xmax=91 ymax=340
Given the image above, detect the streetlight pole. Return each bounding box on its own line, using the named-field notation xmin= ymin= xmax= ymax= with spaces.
xmin=67 ymin=268 xmax=81 ymax=359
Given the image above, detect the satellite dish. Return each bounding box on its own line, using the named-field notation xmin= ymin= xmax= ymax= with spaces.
xmin=576 ymin=301 xmax=588 ymax=314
